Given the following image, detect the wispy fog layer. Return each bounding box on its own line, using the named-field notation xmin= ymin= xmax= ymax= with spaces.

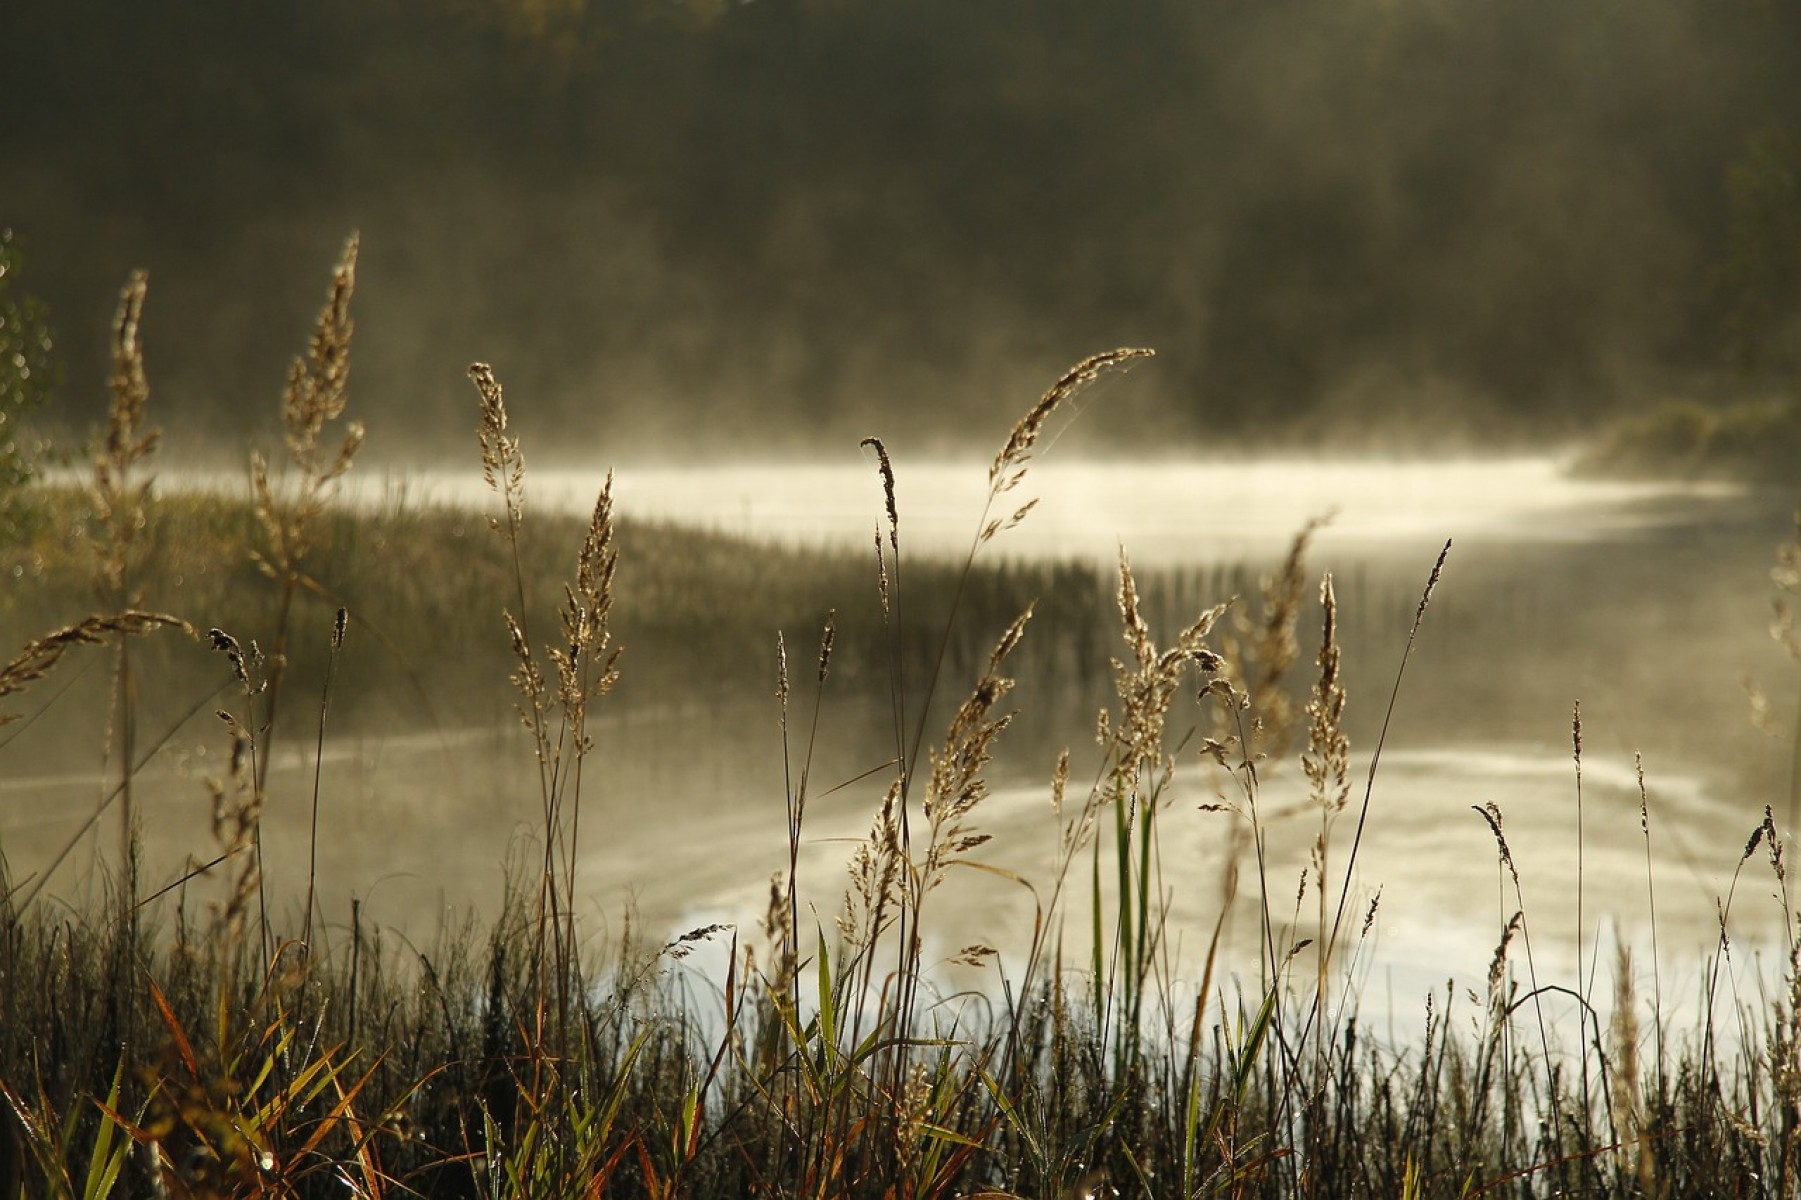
xmin=4 ymin=0 xmax=1799 ymax=459
xmin=288 ymin=456 xmax=1743 ymax=561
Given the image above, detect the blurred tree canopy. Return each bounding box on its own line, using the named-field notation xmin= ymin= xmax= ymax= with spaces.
xmin=1724 ymin=126 xmax=1801 ymax=385
xmin=3 ymin=0 xmax=1799 ymax=456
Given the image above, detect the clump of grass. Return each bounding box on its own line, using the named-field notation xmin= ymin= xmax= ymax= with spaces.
xmin=1574 ymin=392 xmax=1801 ymax=483
xmin=465 ymin=358 xmax=625 ymax=1189
xmin=9 ymin=244 xmax=1801 ymax=1200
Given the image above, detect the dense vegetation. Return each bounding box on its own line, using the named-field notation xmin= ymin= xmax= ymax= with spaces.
xmin=4 ymin=0 xmax=1801 ymax=458
xmin=4 ymin=241 xmax=1801 ymax=1198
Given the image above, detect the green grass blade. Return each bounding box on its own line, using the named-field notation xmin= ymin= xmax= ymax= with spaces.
xmin=80 ymin=1061 xmax=128 ymax=1200
xmin=1234 ymin=986 xmax=1279 ymax=1105
xmin=816 ymin=929 xmax=837 ymax=1070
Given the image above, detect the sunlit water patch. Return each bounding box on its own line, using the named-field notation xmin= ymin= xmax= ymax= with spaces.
xmin=354 ymin=456 xmax=1743 ymax=563
xmin=5 ymin=727 xmax=1772 ymax=1018
xmin=651 ymin=742 xmax=1781 ymax=1019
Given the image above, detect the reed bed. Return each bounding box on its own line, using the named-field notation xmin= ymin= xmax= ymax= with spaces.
xmin=2 ymin=247 xmax=1800 ymax=1199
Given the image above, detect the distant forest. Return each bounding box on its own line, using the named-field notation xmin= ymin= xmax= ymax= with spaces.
xmin=4 ymin=0 xmax=1800 ymax=459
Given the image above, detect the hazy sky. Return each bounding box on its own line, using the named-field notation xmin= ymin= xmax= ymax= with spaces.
xmin=4 ymin=0 xmax=1799 ymax=462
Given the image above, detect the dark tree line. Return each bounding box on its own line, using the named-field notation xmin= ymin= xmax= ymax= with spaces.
xmin=3 ymin=0 xmax=1799 ymax=458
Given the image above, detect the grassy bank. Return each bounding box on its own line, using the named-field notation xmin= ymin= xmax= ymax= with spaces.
xmin=1574 ymin=392 xmax=1801 ymax=485
xmin=0 ymin=481 xmax=1123 ymax=730
xmin=4 ymin=244 xmax=1801 ymax=1199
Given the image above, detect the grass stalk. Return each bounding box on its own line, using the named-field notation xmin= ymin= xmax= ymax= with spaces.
xmin=301 ymin=607 xmax=348 ymax=957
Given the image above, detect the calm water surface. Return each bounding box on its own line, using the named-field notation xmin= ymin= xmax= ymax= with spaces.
xmin=4 ymin=457 xmax=1794 ymax=1031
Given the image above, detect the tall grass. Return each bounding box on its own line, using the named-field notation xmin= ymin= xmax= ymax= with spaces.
xmin=2 ymin=243 xmax=1800 ymax=1198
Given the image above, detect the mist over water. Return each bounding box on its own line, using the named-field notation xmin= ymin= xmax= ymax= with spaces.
xmin=374 ymin=456 xmax=1746 ymax=560
xmin=2 ymin=457 xmax=1791 ymax=1037
xmin=5 ymin=0 xmax=1801 ymax=1049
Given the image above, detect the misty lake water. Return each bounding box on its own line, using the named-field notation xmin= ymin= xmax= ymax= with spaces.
xmin=4 ymin=457 xmax=1796 ymax=1031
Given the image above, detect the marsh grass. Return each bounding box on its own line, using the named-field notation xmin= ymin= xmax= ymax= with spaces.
xmin=3 ymin=249 xmax=1801 ymax=1198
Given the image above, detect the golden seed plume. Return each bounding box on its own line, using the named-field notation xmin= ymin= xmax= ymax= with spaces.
xmin=92 ymin=271 xmax=161 ymax=599
xmin=816 ymin=609 xmax=836 ymax=683
xmin=1414 ymin=537 xmax=1451 ymax=631
xmin=1487 ymin=910 xmax=1523 ymax=994
xmin=102 ymin=272 xmax=156 ymax=482
xmin=469 ymin=361 xmax=526 ymax=526
xmin=1472 ymin=801 xmax=1519 ymax=887
xmin=989 ymin=348 xmax=1154 ymax=493
xmin=0 ymin=613 xmax=188 ymax=720
xmin=776 ymin=631 xmax=789 ymax=709
xmin=860 ymin=436 xmax=898 ymax=553
xmin=1303 ymin=572 xmax=1350 ymax=815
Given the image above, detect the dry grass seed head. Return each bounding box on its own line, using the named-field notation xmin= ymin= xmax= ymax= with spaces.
xmin=0 ymin=612 xmax=187 ymax=718
xmin=93 ymin=271 xmax=160 ymax=595
xmin=99 ymin=272 xmax=155 ymax=482
xmin=873 ymin=527 xmax=892 ymax=616
xmin=860 ymin=436 xmax=898 ymax=554
xmin=1360 ymin=889 xmax=1381 ymax=940
xmin=955 ymin=943 xmax=995 ymax=968
xmin=989 ymin=348 xmax=1154 ymax=495
xmin=1762 ymin=804 xmax=1786 ymax=884
xmin=554 ymin=472 xmax=622 ymax=712
xmin=776 ymin=630 xmax=789 ymax=711
xmin=1414 ymin=538 xmax=1451 ymax=631
xmin=1743 ymin=819 xmax=1766 ymax=863
xmin=204 ymin=720 xmax=263 ymax=945
xmin=1302 ymin=573 xmax=1350 ymax=815
xmin=1487 ymin=910 xmax=1523 ymax=996
xmin=1636 ymin=751 xmax=1650 ymax=832
xmin=1609 ymin=943 xmax=1643 ymax=1145
xmin=1117 ymin=548 xmax=1155 ymax=672
xmin=504 ymin=610 xmax=550 ymax=739
xmin=921 ymin=607 xmax=1033 ymax=885
xmin=574 ymin=473 xmax=617 ymax=622
xmin=252 ymin=236 xmax=365 ymax=579
xmin=841 ymin=779 xmax=906 ymax=946
xmin=663 ymin=923 xmax=731 ymax=962
xmin=1776 ymin=925 xmax=1801 ymax=1123
xmin=1108 ymin=551 xmax=1226 ymax=783
xmin=1051 ymin=748 xmax=1078 ymax=847
xmin=895 ymin=1060 xmax=934 ymax=1172
xmin=468 ymin=362 xmax=526 ymax=526
xmin=816 ymin=609 xmax=836 ymax=683
xmin=1472 ymin=802 xmax=1519 ymax=887
xmin=762 ymin=871 xmax=794 ymax=967
xmin=280 ymin=235 xmax=359 ymax=469
xmin=206 ymin=626 xmax=267 ymax=695
xmin=1227 ymin=514 xmax=1331 ymax=758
